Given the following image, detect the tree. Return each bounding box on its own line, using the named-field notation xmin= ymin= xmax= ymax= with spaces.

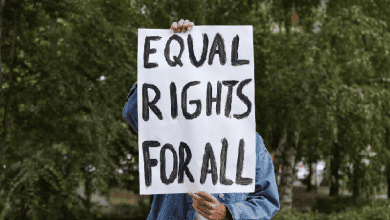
xmin=313 ymin=2 xmax=390 ymax=199
xmin=0 ymin=0 xmax=142 ymax=219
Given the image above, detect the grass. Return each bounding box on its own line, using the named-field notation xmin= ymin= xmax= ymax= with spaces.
xmin=107 ymin=184 xmax=388 ymax=214
xmin=293 ymin=186 xmax=329 ymax=213
xmin=279 ymin=184 xmax=390 ymax=220
xmin=4 ymin=184 xmax=387 ymax=219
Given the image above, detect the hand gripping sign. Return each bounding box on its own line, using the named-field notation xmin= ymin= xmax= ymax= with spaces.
xmin=137 ymin=26 xmax=256 ymax=195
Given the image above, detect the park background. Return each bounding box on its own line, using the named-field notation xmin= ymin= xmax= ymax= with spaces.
xmin=0 ymin=0 xmax=390 ymax=219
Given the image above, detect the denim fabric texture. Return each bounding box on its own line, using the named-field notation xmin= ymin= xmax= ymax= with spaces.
xmin=122 ymin=82 xmax=280 ymax=219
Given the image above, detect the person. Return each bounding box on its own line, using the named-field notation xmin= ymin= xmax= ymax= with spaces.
xmin=122 ymin=19 xmax=280 ymax=220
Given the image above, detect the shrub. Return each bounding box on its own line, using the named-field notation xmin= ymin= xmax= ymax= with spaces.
xmin=129 ymin=198 xmax=151 ymax=219
xmin=273 ymin=198 xmax=390 ymax=220
xmin=272 ymin=207 xmax=327 ymax=220
xmin=312 ymin=195 xmax=376 ymax=214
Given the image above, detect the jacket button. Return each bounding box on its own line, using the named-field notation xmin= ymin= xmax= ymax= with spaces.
xmin=219 ymin=193 xmax=224 ymax=198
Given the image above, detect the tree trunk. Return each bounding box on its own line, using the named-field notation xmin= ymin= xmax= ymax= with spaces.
xmin=51 ymin=17 xmax=57 ymax=52
xmin=386 ymin=126 xmax=390 ymax=200
xmin=306 ymin=144 xmax=317 ymax=192
xmin=311 ymin=162 xmax=318 ymax=192
xmin=306 ymin=159 xmax=313 ymax=192
xmin=330 ymin=141 xmax=340 ymax=196
xmin=0 ymin=0 xmax=5 ymax=106
xmin=352 ymin=156 xmax=361 ymax=199
xmin=387 ymin=163 xmax=390 ymax=200
xmin=1 ymin=18 xmax=16 ymax=155
xmin=19 ymin=185 xmax=29 ymax=219
xmin=278 ymin=129 xmax=297 ymax=209
xmin=273 ymin=124 xmax=288 ymax=187
xmin=85 ymin=166 xmax=92 ymax=220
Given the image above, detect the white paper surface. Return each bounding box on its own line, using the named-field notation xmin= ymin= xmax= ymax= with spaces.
xmin=137 ymin=26 xmax=256 ymax=195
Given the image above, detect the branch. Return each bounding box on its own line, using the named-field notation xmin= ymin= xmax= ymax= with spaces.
xmin=368 ymin=77 xmax=390 ymax=83
xmin=77 ymin=194 xmax=87 ymax=207
xmin=0 ymin=115 xmax=14 ymax=154
xmin=1 ymin=14 xmax=17 ymax=155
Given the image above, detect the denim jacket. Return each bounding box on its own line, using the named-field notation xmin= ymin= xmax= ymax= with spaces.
xmin=122 ymin=82 xmax=280 ymax=219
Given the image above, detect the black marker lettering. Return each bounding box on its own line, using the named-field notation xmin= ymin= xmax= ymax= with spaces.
xmin=142 ymin=83 xmax=163 ymax=121
xmin=208 ymin=33 xmax=226 ymax=65
xmin=144 ymin=36 xmax=162 ymax=69
xmin=178 ymin=142 xmax=194 ymax=183
xmin=235 ymin=139 xmax=253 ymax=185
xmin=182 ymin=81 xmax=202 ymax=120
xmin=143 ymin=141 xmax=160 ymax=187
xmin=222 ymin=80 xmax=239 ymax=117
xmin=200 ymin=143 xmax=218 ymax=185
xmin=233 ymin=79 xmax=252 ymax=119
xmin=220 ymin=138 xmax=233 ymax=185
xmin=170 ymin=82 xmax=178 ymax=119
xmin=188 ymin=34 xmax=209 ymax=67
xmin=164 ymin=35 xmax=184 ymax=67
xmin=206 ymin=81 xmax=222 ymax=116
xmin=231 ymin=35 xmax=250 ymax=66
xmin=160 ymin=144 xmax=178 ymax=185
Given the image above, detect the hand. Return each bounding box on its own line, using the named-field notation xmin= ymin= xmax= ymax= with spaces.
xmin=188 ymin=191 xmax=228 ymax=220
xmin=170 ymin=19 xmax=194 ymax=33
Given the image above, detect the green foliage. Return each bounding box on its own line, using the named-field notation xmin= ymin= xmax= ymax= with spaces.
xmin=313 ymin=195 xmax=373 ymax=214
xmin=125 ymin=198 xmax=151 ymax=219
xmin=1 ymin=0 xmax=390 ymax=218
xmin=1 ymin=0 xmax=140 ymax=219
xmin=273 ymin=198 xmax=390 ymax=220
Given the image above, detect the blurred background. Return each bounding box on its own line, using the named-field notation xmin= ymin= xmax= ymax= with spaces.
xmin=0 ymin=0 xmax=389 ymax=219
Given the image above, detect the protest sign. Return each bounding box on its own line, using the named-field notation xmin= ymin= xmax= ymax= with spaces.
xmin=137 ymin=26 xmax=256 ymax=195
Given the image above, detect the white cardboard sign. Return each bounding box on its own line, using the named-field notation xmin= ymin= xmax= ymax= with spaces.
xmin=137 ymin=26 xmax=256 ymax=195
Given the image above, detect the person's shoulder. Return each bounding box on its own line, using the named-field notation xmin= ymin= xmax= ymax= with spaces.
xmin=255 ymin=132 xmax=268 ymax=155
xmin=126 ymin=82 xmax=138 ymax=102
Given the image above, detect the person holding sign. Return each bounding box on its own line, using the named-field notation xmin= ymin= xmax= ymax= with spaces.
xmin=122 ymin=19 xmax=280 ymax=220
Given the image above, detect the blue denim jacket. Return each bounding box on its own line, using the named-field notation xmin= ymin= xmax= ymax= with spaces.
xmin=122 ymin=82 xmax=280 ymax=219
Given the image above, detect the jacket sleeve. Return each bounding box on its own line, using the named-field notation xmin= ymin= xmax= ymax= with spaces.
xmin=122 ymin=82 xmax=138 ymax=133
xmin=224 ymin=134 xmax=280 ymax=219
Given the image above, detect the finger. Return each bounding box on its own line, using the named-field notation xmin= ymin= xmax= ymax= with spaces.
xmin=193 ymin=202 xmax=212 ymax=217
xmin=183 ymin=20 xmax=189 ymax=32
xmin=171 ymin=22 xmax=178 ymax=31
xmin=192 ymin=196 xmax=217 ymax=212
xmin=190 ymin=193 xmax=204 ymax=202
xmin=198 ymin=200 xmax=216 ymax=210
xmin=196 ymin=191 xmax=216 ymax=203
xmin=187 ymin=192 xmax=197 ymax=198
xmin=192 ymin=197 xmax=207 ymax=209
xmin=178 ymin=19 xmax=185 ymax=32
xmin=189 ymin=192 xmax=215 ymax=210
xmin=188 ymin=21 xmax=194 ymax=32
xmin=188 ymin=192 xmax=202 ymax=200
